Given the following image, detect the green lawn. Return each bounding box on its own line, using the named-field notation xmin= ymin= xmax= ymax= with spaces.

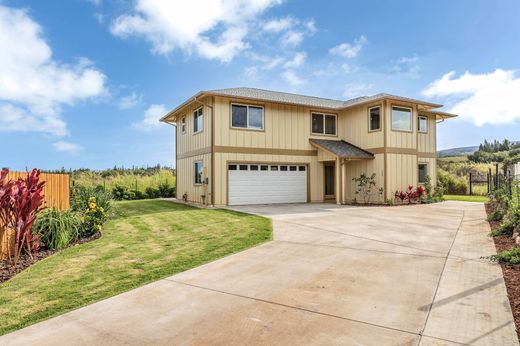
xmin=0 ymin=200 xmax=271 ymax=335
xmin=444 ymin=194 xmax=489 ymax=203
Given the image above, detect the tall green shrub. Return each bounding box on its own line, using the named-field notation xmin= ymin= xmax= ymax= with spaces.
xmin=437 ymin=169 xmax=468 ymax=195
xmin=71 ymin=185 xmax=112 ymax=213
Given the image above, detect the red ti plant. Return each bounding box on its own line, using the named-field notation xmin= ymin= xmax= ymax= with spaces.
xmin=0 ymin=169 xmax=14 ymax=259
xmin=394 ymin=190 xmax=407 ymax=204
xmin=8 ymin=169 xmax=45 ymax=265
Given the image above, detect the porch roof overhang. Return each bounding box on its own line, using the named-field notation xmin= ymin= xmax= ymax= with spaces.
xmin=309 ymin=139 xmax=375 ymax=160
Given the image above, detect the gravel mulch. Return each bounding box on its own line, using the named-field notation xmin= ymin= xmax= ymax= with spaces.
xmin=0 ymin=231 xmax=101 ymax=284
xmin=486 ymin=203 xmax=520 ymax=338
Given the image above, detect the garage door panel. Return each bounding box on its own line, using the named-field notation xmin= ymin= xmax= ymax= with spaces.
xmin=228 ymin=164 xmax=307 ymax=205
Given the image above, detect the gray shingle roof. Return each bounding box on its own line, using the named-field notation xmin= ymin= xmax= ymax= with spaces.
xmin=206 ymin=87 xmax=442 ymax=110
xmin=161 ymin=87 xmax=446 ymax=122
xmin=207 ymin=87 xmax=346 ymax=109
xmin=309 ymin=139 xmax=374 ymax=159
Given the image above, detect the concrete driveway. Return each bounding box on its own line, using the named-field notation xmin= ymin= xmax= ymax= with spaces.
xmin=1 ymin=201 xmax=517 ymax=345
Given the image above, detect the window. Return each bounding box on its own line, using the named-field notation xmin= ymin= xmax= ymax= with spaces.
xmin=250 ymin=165 xmax=259 ymax=171
xmin=231 ymin=104 xmax=264 ymax=130
xmin=194 ymin=161 xmax=203 ymax=184
xmin=368 ymin=106 xmax=381 ymax=131
xmin=239 ymin=165 xmax=248 ymax=171
xmin=418 ymin=164 xmax=428 ymax=184
xmin=311 ymin=113 xmax=337 ymax=135
xmin=289 ymin=166 xmax=297 ymax=171
xmin=181 ymin=117 xmax=186 ymax=134
xmin=298 ymin=166 xmax=306 ymax=171
xmin=418 ymin=116 xmax=428 ymax=133
xmin=280 ymin=165 xmax=288 ymax=171
xmin=260 ymin=165 xmax=268 ymax=171
xmin=228 ymin=164 xmax=237 ymax=170
xmin=193 ymin=107 xmax=203 ymax=133
xmin=270 ymin=165 xmax=278 ymax=171
xmin=391 ymin=106 xmax=412 ymax=132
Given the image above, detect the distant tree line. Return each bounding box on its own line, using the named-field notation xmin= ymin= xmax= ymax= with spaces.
xmin=42 ymin=164 xmax=176 ymax=177
xmin=469 ymin=139 xmax=520 ymax=164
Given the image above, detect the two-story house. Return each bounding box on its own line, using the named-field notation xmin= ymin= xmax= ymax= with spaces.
xmin=161 ymin=87 xmax=456 ymax=206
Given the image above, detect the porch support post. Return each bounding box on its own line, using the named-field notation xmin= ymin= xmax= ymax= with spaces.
xmin=342 ymin=159 xmax=347 ymax=204
xmin=335 ymin=157 xmax=342 ymax=205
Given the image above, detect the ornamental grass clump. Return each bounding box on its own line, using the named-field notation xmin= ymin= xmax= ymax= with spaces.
xmin=33 ymin=209 xmax=82 ymax=250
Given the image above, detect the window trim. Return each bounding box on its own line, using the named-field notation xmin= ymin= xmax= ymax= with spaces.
xmin=230 ymin=103 xmax=265 ymax=131
xmin=418 ymin=163 xmax=428 ymax=184
xmin=193 ymin=107 xmax=203 ymax=134
xmin=310 ymin=111 xmax=338 ymax=136
xmin=181 ymin=117 xmax=186 ymax=134
xmin=391 ymin=105 xmax=413 ymax=132
xmin=368 ymin=105 xmax=382 ymax=132
xmin=194 ymin=160 xmax=203 ymax=185
xmin=418 ymin=115 xmax=428 ymax=133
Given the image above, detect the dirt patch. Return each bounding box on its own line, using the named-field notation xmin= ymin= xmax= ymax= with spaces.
xmin=0 ymin=232 xmax=101 ymax=284
xmin=487 ymin=203 xmax=520 ymax=338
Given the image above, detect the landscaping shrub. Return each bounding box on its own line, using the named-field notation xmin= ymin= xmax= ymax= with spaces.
xmin=111 ymin=184 xmax=129 ymax=200
xmin=394 ymin=185 xmax=426 ymax=204
xmin=423 ymin=175 xmax=445 ymax=203
xmin=81 ymin=197 xmax=107 ymax=237
xmin=145 ymin=186 xmax=160 ymax=199
xmin=34 ymin=209 xmax=82 ymax=249
xmin=71 ymin=185 xmax=112 ymax=213
xmin=157 ymin=182 xmax=175 ymax=198
xmin=488 ymin=247 xmax=520 ymax=265
xmin=352 ymin=173 xmax=382 ymax=204
xmin=437 ymin=169 xmax=468 ymax=195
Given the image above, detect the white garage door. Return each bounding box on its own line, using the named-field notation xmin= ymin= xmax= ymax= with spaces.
xmin=228 ymin=163 xmax=307 ymax=205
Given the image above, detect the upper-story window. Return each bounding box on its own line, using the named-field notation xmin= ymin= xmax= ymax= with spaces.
xmin=181 ymin=117 xmax=186 ymax=134
xmin=418 ymin=116 xmax=428 ymax=133
xmin=311 ymin=112 xmax=336 ymax=135
xmin=368 ymin=106 xmax=381 ymax=132
xmin=231 ymin=104 xmax=264 ymax=130
xmin=193 ymin=107 xmax=203 ymax=134
xmin=391 ymin=106 xmax=412 ymax=132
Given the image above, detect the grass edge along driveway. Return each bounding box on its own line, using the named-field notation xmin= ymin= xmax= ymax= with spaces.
xmin=0 ymin=200 xmax=272 ymax=335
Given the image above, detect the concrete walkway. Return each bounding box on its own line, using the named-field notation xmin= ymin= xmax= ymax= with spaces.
xmin=1 ymin=201 xmax=517 ymax=345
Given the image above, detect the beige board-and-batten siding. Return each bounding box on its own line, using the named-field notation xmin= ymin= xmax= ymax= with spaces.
xmin=175 ymin=94 xmax=438 ymax=205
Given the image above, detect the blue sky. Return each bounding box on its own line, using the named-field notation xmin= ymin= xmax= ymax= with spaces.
xmin=1 ymin=0 xmax=520 ymax=170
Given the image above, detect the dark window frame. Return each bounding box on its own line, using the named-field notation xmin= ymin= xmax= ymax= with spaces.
xmin=391 ymin=106 xmax=412 ymax=132
xmin=418 ymin=116 xmax=428 ymax=133
xmin=418 ymin=163 xmax=428 ymax=184
xmin=194 ymin=161 xmax=203 ymax=185
xmin=368 ymin=106 xmax=381 ymax=132
xmin=311 ymin=112 xmax=337 ymax=136
xmin=193 ymin=107 xmax=203 ymax=134
xmin=231 ymin=103 xmax=265 ymax=130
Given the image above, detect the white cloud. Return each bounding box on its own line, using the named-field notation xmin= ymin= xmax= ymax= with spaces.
xmin=422 ymin=69 xmax=520 ymax=126
xmin=280 ymin=30 xmax=304 ymax=47
xmin=282 ymin=70 xmax=306 ymax=86
xmin=389 ymin=55 xmax=419 ymax=75
xmin=110 ymin=0 xmax=283 ymax=63
xmin=118 ymin=92 xmax=143 ymax=109
xmin=263 ymin=16 xmax=297 ymax=33
xmin=53 ymin=141 xmax=82 ymax=154
xmin=133 ymin=104 xmax=167 ymax=130
xmin=93 ymin=13 xmax=105 ymax=24
xmin=0 ymin=5 xmax=107 ymax=136
xmin=329 ymin=35 xmax=367 ymax=58
xmin=283 ymin=52 xmax=306 ymax=68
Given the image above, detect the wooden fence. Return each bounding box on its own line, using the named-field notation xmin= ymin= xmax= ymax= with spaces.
xmin=1 ymin=172 xmax=70 ymax=259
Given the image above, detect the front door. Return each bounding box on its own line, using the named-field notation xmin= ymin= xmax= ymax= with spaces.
xmin=324 ymin=164 xmax=335 ymax=199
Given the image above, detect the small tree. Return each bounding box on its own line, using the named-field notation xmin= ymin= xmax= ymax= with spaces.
xmin=352 ymin=173 xmax=377 ymax=204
